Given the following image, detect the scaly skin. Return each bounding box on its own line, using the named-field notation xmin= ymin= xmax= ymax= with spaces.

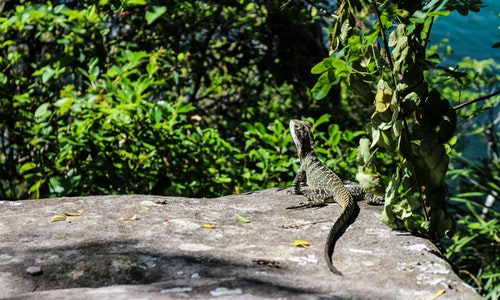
xmin=290 ymin=119 xmax=356 ymax=275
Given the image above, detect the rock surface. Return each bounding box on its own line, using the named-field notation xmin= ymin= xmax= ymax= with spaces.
xmin=0 ymin=188 xmax=480 ymax=299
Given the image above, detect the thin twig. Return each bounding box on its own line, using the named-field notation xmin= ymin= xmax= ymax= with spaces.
xmin=302 ymin=0 xmax=338 ymax=19
xmin=452 ymin=90 xmax=500 ymax=110
xmin=372 ymin=2 xmax=394 ymax=73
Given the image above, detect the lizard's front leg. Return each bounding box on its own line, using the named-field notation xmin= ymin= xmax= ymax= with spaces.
xmin=293 ymin=167 xmax=305 ymax=195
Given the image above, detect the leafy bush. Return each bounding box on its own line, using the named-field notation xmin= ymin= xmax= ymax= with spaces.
xmin=446 ymin=157 xmax=500 ymax=299
xmin=429 ymin=56 xmax=500 ymax=299
xmin=17 ymin=47 xmax=244 ymax=197
xmin=0 ymin=0 xmax=344 ymax=199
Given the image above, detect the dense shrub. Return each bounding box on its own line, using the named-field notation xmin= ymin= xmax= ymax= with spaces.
xmin=0 ymin=1 xmax=357 ymax=199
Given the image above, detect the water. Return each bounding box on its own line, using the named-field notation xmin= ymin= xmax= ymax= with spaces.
xmin=430 ymin=1 xmax=500 ymax=161
xmin=431 ymin=0 xmax=500 ymax=67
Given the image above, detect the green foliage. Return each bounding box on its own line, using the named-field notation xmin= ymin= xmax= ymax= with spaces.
xmin=17 ymin=46 xmax=243 ymax=197
xmin=0 ymin=0 xmax=337 ymax=199
xmin=243 ymin=120 xmax=294 ymax=189
xmin=427 ymin=54 xmax=499 ymax=299
xmin=242 ymin=114 xmax=364 ymax=191
xmin=446 ymin=157 xmax=500 ymax=299
xmin=311 ymin=0 xmax=460 ymax=239
xmin=307 ymin=114 xmax=365 ymax=180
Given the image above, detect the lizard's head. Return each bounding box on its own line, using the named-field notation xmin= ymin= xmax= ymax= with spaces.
xmin=290 ymin=119 xmax=314 ymax=161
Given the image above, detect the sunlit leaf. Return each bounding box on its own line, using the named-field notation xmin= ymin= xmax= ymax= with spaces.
xmin=34 ymin=103 xmax=51 ymax=120
xmin=430 ymin=288 xmax=446 ymax=300
xmin=236 ymin=213 xmax=251 ymax=223
xmin=311 ymin=58 xmax=334 ymax=74
xmin=311 ymin=71 xmax=335 ymax=100
xmin=64 ymin=212 xmax=81 ymax=216
xmin=121 ymin=214 xmax=140 ymax=221
xmin=291 ymin=239 xmax=310 ymax=247
xmin=50 ymin=214 xmax=67 ymax=223
xmin=20 ymin=162 xmax=37 ymax=174
xmin=124 ymin=0 xmax=146 ymax=5
xmin=146 ymin=6 xmax=167 ymax=24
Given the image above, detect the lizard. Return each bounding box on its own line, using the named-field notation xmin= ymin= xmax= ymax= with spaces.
xmin=288 ymin=119 xmax=383 ymax=275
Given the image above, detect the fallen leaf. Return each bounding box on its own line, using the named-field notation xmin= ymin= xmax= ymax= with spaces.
xmin=64 ymin=212 xmax=81 ymax=217
xmin=291 ymin=239 xmax=310 ymax=247
xmin=50 ymin=214 xmax=67 ymax=223
xmin=203 ymin=223 xmax=216 ymax=229
xmin=236 ymin=213 xmax=251 ymax=223
xmin=121 ymin=214 xmax=139 ymax=221
xmin=430 ymin=289 xmax=446 ymax=300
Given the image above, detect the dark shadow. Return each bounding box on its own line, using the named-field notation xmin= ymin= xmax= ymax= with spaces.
xmin=3 ymin=239 xmax=349 ymax=299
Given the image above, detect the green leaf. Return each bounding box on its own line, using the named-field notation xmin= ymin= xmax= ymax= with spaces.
xmin=41 ymin=66 xmax=55 ymax=83
xmin=124 ymin=0 xmax=146 ymax=5
xmin=175 ymin=101 xmax=196 ymax=114
xmin=236 ymin=213 xmax=252 ymax=223
xmin=145 ymin=6 xmax=167 ymax=25
xmin=49 ymin=177 xmax=65 ymax=194
xmin=311 ymin=70 xmax=337 ymax=100
xmin=427 ymin=10 xmax=451 ymax=17
xmin=28 ymin=179 xmax=44 ymax=198
xmin=54 ymin=97 xmax=74 ymax=116
xmin=20 ymin=162 xmax=37 ymax=174
xmin=311 ymin=58 xmax=334 ymax=74
xmin=314 ymin=114 xmax=330 ymax=127
xmin=34 ymin=103 xmax=51 ymax=120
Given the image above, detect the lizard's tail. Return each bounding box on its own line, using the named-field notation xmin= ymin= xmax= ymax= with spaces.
xmin=324 ymin=198 xmax=357 ymax=275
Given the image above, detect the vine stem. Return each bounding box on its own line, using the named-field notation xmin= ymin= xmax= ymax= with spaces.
xmin=371 ymin=2 xmax=395 ymax=81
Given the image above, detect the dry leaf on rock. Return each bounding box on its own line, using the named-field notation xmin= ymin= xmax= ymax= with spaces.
xmin=64 ymin=212 xmax=81 ymax=217
xmin=49 ymin=214 xmax=68 ymax=223
xmin=291 ymin=239 xmax=310 ymax=247
xmin=235 ymin=213 xmax=251 ymax=223
xmin=121 ymin=214 xmax=139 ymax=221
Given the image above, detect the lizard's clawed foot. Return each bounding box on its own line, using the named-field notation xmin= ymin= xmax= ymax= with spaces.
xmin=286 ymin=201 xmax=327 ymax=209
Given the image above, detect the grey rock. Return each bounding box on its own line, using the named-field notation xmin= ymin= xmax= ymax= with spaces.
xmin=0 ymin=188 xmax=480 ymax=299
xmin=25 ymin=266 xmax=43 ymax=276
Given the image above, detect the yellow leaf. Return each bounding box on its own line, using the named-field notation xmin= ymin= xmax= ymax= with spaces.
xmin=291 ymin=239 xmax=310 ymax=247
xmin=430 ymin=289 xmax=446 ymax=300
xmin=64 ymin=212 xmax=81 ymax=216
xmin=203 ymin=223 xmax=216 ymax=229
xmin=50 ymin=214 xmax=67 ymax=223
xmin=236 ymin=213 xmax=251 ymax=223
xmin=374 ymin=88 xmax=392 ymax=113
